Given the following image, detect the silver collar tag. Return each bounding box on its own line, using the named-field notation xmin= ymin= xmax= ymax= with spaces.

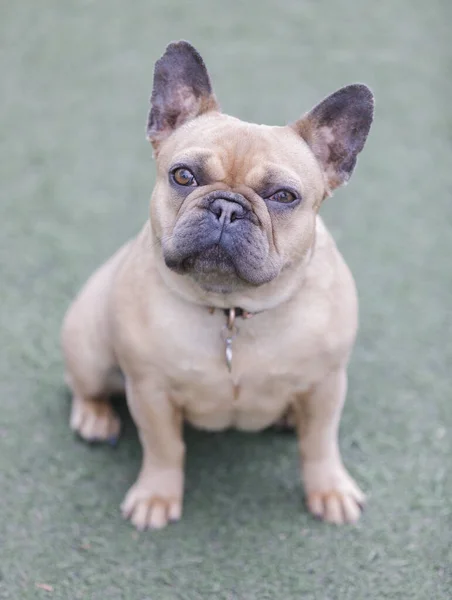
xmin=212 ymin=307 xmax=255 ymax=373
xmin=222 ymin=308 xmax=237 ymax=373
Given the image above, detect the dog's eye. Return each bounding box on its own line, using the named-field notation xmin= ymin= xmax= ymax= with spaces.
xmin=268 ymin=190 xmax=297 ymax=204
xmin=171 ymin=167 xmax=197 ymax=187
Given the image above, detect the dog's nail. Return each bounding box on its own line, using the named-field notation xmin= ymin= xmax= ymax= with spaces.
xmin=108 ymin=435 xmax=119 ymax=447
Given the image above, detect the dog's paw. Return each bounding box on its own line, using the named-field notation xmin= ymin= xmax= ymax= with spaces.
xmin=70 ymin=396 xmax=121 ymax=444
xmin=303 ymin=460 xmax=365 ymax=524
xmin=121 ymin=469 xmax=183 ymax=531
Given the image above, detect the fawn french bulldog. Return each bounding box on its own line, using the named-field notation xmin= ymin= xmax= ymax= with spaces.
xmin=62 ymin=41 xmax=374 ymax=529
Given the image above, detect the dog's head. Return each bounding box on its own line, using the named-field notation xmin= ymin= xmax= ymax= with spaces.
xmin=147 ymin=41 xmax=373 ymax=295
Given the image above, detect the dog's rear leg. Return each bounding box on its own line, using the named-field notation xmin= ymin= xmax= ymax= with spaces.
xmin=63 ymin=350 xmax=121 ymax=444
xmin=62 ymin=304 xmax=121 ymax=445
xmin=61 ymin=244 xmax=132 ymax=444
xmin=63 ymin=343 xmax=121 ymax=444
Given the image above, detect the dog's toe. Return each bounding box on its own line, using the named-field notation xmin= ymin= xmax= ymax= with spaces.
xmin=307 ymin=490 xmax=364 ymax=524
xmin=121 ymin=493 xmax=182 ymax=531
xmin=121 ymin=472 xmax=183 ymax=531
xmin=70 ymin=396 xmax=121 ymax=443
xmin=304 ymin=461 xmax=365 ymax=525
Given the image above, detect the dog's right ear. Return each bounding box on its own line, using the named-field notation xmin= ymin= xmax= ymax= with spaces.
xmin=146 ymin=41 xmax=220 ymax=153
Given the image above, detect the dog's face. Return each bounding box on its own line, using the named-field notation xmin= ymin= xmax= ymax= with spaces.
xmin=151 ymin=116 xmax=324 ymax=292
xmin=147 ymin=42 xmax=373 ymax=294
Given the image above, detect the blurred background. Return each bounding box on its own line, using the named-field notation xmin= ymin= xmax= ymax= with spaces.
xmin=1 ymin=1 xmax=451 ymax=598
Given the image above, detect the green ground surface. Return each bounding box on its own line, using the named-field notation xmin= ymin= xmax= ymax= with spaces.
xmin=1 ymin=1 xmax=451 ymax=598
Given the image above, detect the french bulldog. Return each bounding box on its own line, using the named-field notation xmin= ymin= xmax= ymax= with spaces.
xmin=62 ymin=41 xmax=374 ymax=529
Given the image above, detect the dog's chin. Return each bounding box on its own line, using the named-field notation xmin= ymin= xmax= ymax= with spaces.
xmin=165 ymin=245 xmax=278 ymax=293
xmin=186 ymin=246 xmax=237 ymax=276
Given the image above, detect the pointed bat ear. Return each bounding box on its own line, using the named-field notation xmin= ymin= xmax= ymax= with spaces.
xmin=292 ymin=84 xmax=374 ymax=192
xmin=146 ymin=41 xmax=220 ymax=153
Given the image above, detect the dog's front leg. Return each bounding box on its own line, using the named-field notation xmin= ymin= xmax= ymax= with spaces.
xmin=294 ymin=368 xmax=365 ymax=524
xmin=121 ymin=376 xmax=185 ymax=530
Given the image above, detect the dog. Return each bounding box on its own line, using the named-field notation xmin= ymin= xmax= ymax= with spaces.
xmin=62 ymin=41 xmax=374 ymax=530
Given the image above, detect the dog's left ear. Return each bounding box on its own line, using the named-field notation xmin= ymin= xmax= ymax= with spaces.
xmin=292 ymin=84 xmax=374 ymax=193
xmin=147 ymin=41 xmax=220 ymax=152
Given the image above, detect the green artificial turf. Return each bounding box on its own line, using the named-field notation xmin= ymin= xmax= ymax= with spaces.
xmin=1 ymin=1 xmax=451 ymax=598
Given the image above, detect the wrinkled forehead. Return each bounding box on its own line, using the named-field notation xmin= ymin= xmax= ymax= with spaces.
xmin=159 ymin=114 xmax=321 ymax=190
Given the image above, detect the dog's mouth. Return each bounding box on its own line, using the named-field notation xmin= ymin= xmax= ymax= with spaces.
xmin=180 ymin=246 xmax=237 ymax=276
xmin=165 ymin=241 xmax=278 ymax=291
xmin=166 ymin=244 xmax=246 ymax=292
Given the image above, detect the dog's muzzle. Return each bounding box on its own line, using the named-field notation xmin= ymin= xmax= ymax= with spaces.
xmin=162 ymin=189 xmax=277 ymax=287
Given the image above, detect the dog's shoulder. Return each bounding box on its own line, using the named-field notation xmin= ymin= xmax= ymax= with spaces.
xmin=288 ymin=216 xmax=358 ymax=358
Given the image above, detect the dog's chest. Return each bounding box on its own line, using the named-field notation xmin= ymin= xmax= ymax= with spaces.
xmin=152 ymin=310 xmax=328 ymax=431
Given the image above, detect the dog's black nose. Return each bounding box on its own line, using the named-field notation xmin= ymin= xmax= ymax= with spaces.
xmin=208 ymin=197 xmax=248 ymax=225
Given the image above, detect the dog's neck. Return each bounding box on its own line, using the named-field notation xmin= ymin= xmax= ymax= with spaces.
xmin=145 ymin=220 xmax=317 ymax=373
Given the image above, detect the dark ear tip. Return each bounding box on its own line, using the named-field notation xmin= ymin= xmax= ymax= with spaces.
xmin=165 ymin=40 xmax=196 ymax=51
xmin=343 ymin=83 xmax=375 ymax=109
xmin=161 ymin=40 xmax=203 ymax=61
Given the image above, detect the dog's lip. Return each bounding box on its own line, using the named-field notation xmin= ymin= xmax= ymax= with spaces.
xmin=164 ymin=244 xmax=279 ymax=288
xmin=168 ymin=244 xmax=237 ymax=274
